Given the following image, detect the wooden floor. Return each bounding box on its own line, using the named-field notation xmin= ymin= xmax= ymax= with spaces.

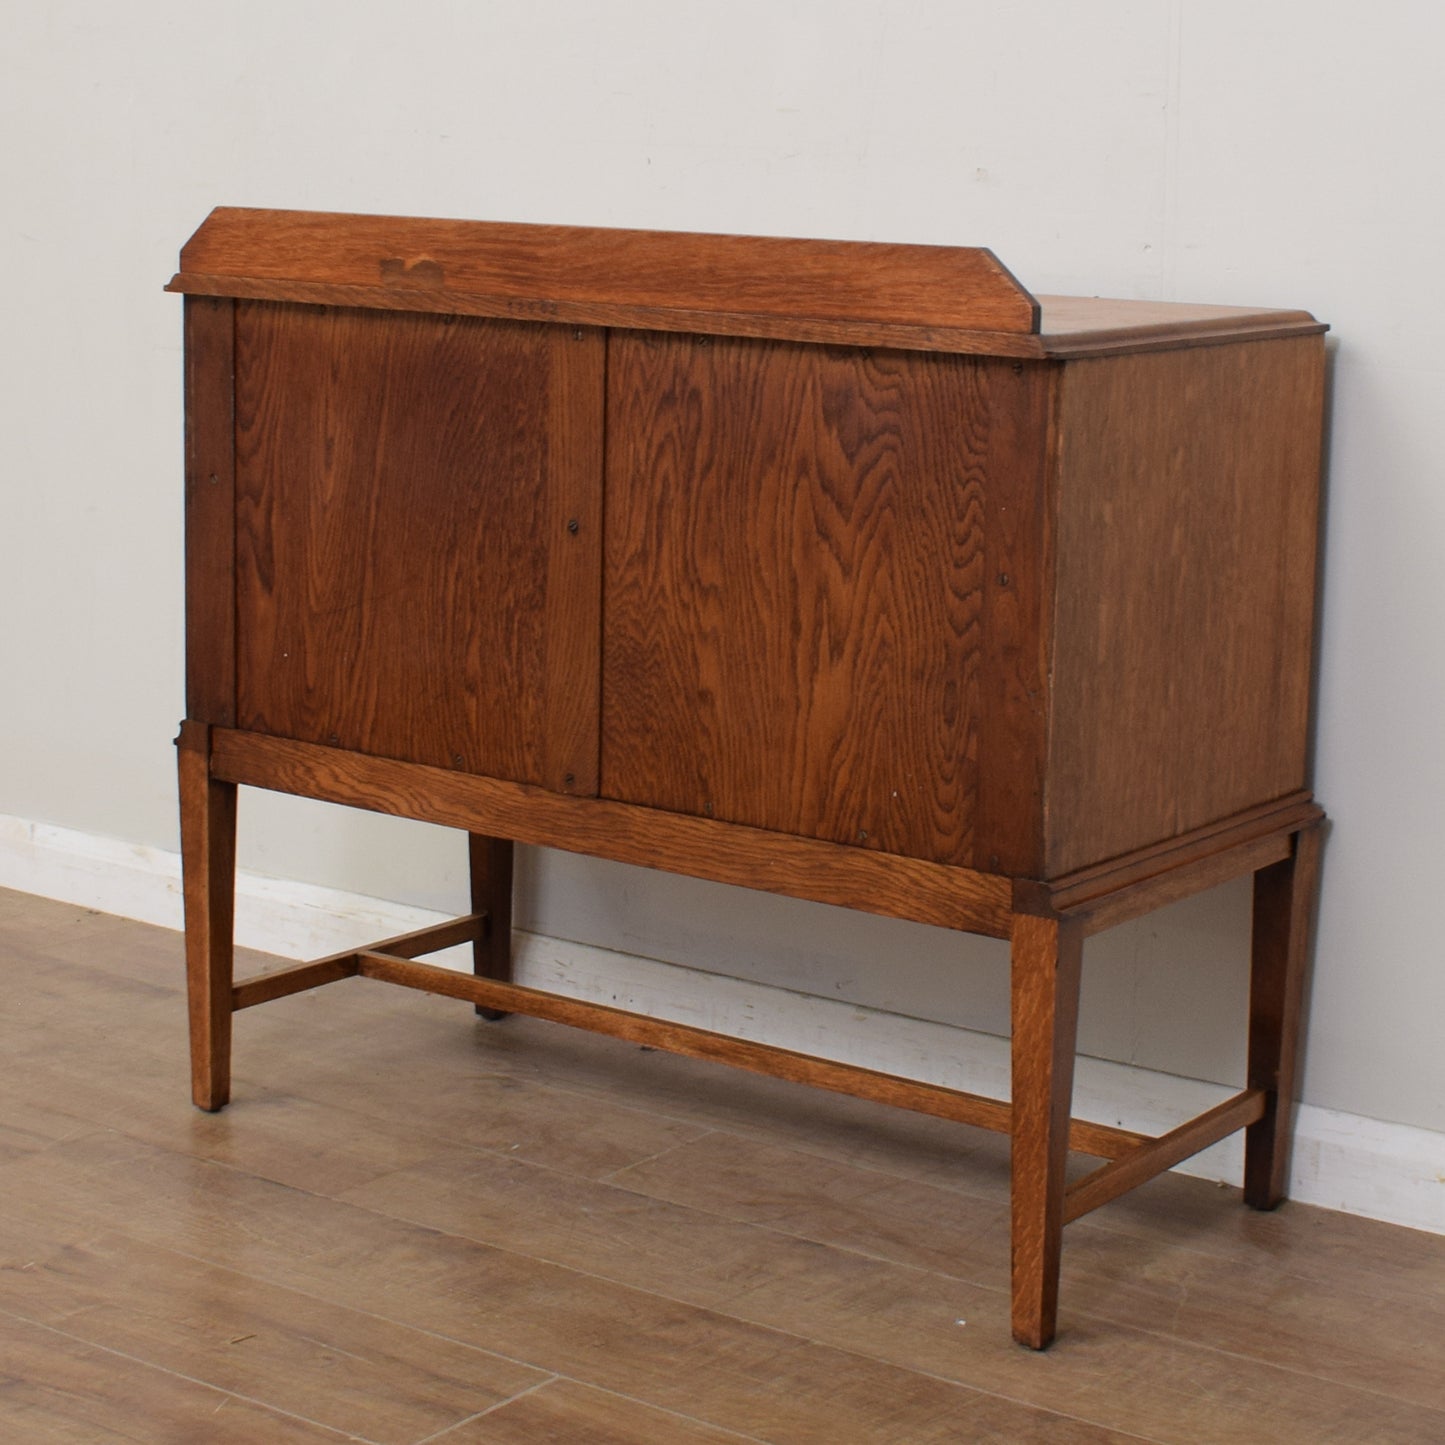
xmin=3 ymin=889 xmax=1445 ymax=1443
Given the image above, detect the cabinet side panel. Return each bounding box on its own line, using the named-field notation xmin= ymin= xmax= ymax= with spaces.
xmin=602 ymin=333 xmax=1048 ymax=871
xmin=183 ymin=296 xmax=237 ymax=724
xmin=234 ymin=304 xmax=603 ymax=793
xmin=1045 ymin=336 xmax=1325 ymax=876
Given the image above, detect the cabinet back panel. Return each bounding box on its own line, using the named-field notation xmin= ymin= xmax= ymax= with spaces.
xmin=233 ymin=303 xmax=603 ymax=793
xmin=602 ymin=333 xmax=1050 ymax=872
xmin=1045 ymin=336 xmax=1325 ymax=875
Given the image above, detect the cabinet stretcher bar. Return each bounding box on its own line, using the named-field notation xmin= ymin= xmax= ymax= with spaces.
xmin=230 ymin=916 xmax=1148 ymax=1163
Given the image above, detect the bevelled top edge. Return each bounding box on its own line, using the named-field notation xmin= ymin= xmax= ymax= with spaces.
xmin=171 ymin=206 xmax=1042 ymax=339
xmin=169 ymin=209 xmax=1327 ymax=357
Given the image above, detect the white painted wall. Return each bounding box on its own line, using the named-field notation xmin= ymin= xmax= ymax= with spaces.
xmin=3 ymin=2 xmax=1443 ymax=1151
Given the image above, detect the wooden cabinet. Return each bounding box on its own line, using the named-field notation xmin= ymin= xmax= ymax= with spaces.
xmin=170 ymin=209 xmax=1326 ymax=1348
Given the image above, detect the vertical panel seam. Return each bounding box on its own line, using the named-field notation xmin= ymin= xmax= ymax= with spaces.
xmin=595 ymin=325 xmax=611 ymax=799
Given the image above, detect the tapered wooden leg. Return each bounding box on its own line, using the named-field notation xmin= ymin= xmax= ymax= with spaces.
xmin=1010 ymin=912 xmax=1083 ymax=1350
xmin=469 ymin=834 xmax=514 ymax=1020
xmin=176 ymin=721 xmax=237 ymax=1112
xmin=1244 ymin=822 xmax=1323 ymax=1209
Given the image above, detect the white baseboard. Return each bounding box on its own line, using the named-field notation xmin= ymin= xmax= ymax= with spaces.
xmin=3 ymin=811 xmax=1441 ymax=1237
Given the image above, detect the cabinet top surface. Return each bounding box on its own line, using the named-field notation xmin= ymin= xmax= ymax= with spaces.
xmin=169 ymin=207 xmax=1323 ymax=357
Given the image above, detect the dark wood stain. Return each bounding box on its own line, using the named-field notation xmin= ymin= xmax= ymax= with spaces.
xmin=602 ymin=334 xmax=1048 ymax=870
xmin=232 ymin=303 xmax=603 ymax=793
xmin=182 ymin=295 xmax=237 ymax=725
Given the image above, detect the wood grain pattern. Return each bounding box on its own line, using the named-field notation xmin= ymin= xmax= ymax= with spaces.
xmin=209 ymin=727 xmax=1016 ymax=935
xmin=350 ymin=949 xmax=1139 ymax=1159
xmin=1036 ymin=294 xmax=1325 ymax=357
xmin=1013 ymin=794 xmax=1322 ymax=937
xmin=1066 ymin=832 xmax=1292 ymax=938
xmin=230 ymin=913 xmax=485 ymax=1011
xmin=448 ymin=1380 xmax=754 ymax=1444
xmin=230 ymin=954 xmax=356 ymax=1010
xmin=1044 ymin=336 xmax=1326 ymax=875
xmin=173 ymin=206 xmax=1040 ymax=336
xmin=233 ymin=302 xmax=603 ymax=793
xmin=175 ymin=722 xmax=235 ymax=1112
xmin=602 ymin=1127 xmax=1445 ymax=1426
xmin=182 ymin=296 xmax=236 ymax=725
xmin=1009 ymin=913 xmax=1083 ymax=1349
xmin=0 ymin=1234 xmax=546 ymax=1443
xmin=1245 ymin=821 xmax=1325 ymax=1207
xmin=168 ymin=273 xmax=1054 ymax=358
xmin=339 ymin=1138 xmax=1445 ymax=1442
xmin=602 ymin=333 xmax=1050 ymax=871
xmin=1034 ymin=792 xmax=1319 ymax=910
xmin=169 ymin=210 xmax=1326 ymax=358
xmin=470 ymin=833 xmax=514 ymax=1019
xmin=5 ymin=1143 xmax=1094 ymax=1445
xmin=0 ymin=1312 xmax=358 ymax=1445
xmin=169 ymin=270 xmax=1330 ymax=362
xmin=1063 ymin=1088 xmax=1265 ymax=1223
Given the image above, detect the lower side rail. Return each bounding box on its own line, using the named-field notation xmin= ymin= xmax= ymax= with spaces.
xmin=229 ymin=915 xmax=1233 ymax=1169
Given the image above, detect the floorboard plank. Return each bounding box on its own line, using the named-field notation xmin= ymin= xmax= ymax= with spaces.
xmin=0 ymin=1224 xmax=546 ymax=1444
xmin=0 ymin=1308 xmax=370 ymax=1443
xmin=5 ymin=888 xmax=1445 ymax=1445
xmin=431 ymin=1378 xmax=768 ymax=1444
xmin=433 ymin=1375 xmax=1132 ymax=1444
xmin=335 ymin=1143 xmax=1445 ymax=1441
xmin=608 ymin=1129 xmax=1445 ymax=1410
xmin=0 ymin=1131 xmax=1130 ymax=1444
